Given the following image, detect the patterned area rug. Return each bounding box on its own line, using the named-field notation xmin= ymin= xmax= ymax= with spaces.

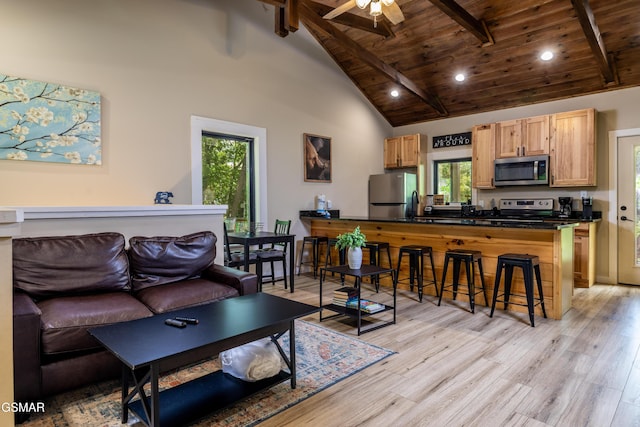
xmin=22 ymin=320 xmax=394 ymax=427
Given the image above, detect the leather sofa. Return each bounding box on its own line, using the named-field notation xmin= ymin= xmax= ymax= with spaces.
xmin=12 ymin=230 xmax=258 ymax=404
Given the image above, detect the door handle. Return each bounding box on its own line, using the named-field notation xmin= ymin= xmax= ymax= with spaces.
xmin=621 ymin=216 xmax=634 ymax=222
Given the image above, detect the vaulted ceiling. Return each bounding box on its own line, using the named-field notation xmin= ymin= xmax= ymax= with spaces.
xmin=258 ymin=0 xmax=640 ymax=126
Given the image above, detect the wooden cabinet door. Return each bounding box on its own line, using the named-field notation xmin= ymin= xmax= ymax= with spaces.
xmin=523 ymin=115 xmax=550 ymax=155
xmin=550 ymin=109 xmax=596 ymax=187
xmin=384 ymin=137 xmax=400 ymax=168
xmin=573 ymin=223 xmax=595 ymax=288
xmin=495 ymin=119 xmax=522 ymax=158
xmin=472 ymin=124 xmax=496 ymax=189
xmin=400 ymin=134 xmax=419 ymax=167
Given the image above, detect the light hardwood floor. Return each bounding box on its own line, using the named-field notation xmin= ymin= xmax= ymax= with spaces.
xmin=258 ymin=274 xmax=640 ymax=427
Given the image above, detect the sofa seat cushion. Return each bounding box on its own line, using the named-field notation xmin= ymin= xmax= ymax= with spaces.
xmin=38 ymin=293 xmax=153 ymax=355
xmin=128 ymin=231 xmax=217 ymax=292
xmin=135 ymin=278 xmax=239 ymax=314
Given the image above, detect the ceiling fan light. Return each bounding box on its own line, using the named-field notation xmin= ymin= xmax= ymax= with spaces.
xmin=381 ymin=0 xmax=394 ymax=6
xmin=370 ymin=0 xmax=382 ymax=16
xmin=356 ymin=0 xmax=371 ymax=9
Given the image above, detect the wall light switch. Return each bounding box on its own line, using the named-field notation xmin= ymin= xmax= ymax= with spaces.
xmin=580 ymin=191 xmax=587 ymax=199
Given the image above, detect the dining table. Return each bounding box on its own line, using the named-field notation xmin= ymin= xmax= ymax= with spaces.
xmin=226 ymin=230 xmax=296 ymax=292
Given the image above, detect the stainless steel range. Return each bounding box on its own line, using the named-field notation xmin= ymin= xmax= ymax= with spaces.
xmin=499 ymin=198 xmax=554 ymax=218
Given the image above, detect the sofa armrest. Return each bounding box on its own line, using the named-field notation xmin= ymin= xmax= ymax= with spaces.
xmin=13 ymin=292 xmax=42 ymax=401
xmin=203 ymin=264 xmax=258 ymax=296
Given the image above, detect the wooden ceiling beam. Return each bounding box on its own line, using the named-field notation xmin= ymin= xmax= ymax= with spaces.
xmin=257 ymin=0 xmax=285 ymax=6
xmin=299 ymin=2 xmax=448 ymax=116
xmin=257 ymin=0 xmax=299 ymax=37
xmin=570 ymin=0 xmax=617 ymax=84
xmin=428 ymin=0 xmax=494 ymax=46
xmin=306 ymin=1 xmax=394 ymax=38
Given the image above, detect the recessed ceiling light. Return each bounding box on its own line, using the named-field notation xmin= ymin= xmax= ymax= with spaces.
xmin=540 ymin=51 xmax=554 ymax=61
xmin=455 ymin=73 xmax=465 ymax=82
xmin=390 ymin=89 xmax=400 ymax=98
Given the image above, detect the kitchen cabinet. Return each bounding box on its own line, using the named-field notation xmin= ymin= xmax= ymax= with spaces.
xmin=550 ymin=108 xmax=596 ymax=187
xmin=384 ymin=134 xmax=421 ymax=169
xmin=384 ymin=134 xmax=428 ymax=211
xmin=574 ymin=222 xmax=597 ymax=288
xmin=472 ymin=123 xmax=496 ymax=189
xmin=495 ymin=115 xmax=550 ymax=158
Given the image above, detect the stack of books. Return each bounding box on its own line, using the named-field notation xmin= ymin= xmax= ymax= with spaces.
xmin=332 ymin=287 xmax=386 ymax=314
xmin=345 ymin=299 xmax=386 ymax=314
xmin=332 ymin=287 xmax=358 ymax=307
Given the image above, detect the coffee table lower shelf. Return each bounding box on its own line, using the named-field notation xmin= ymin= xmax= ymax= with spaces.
xmin=129 ymin=370 xmax=291 ymax=427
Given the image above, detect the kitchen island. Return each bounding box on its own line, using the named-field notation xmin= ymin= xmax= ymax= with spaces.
xmin=305 ymin=217 xmax=578 ymax=320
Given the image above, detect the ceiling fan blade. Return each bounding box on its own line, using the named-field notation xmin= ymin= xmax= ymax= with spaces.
xmin=323 ymin=0 xmax=357 ymax=20
xmin=383 ymin=2 xmax=405 ymax=25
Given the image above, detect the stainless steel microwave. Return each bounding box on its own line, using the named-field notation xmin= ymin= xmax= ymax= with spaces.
xmin=494 ymin=155 xmax=549 ymax=186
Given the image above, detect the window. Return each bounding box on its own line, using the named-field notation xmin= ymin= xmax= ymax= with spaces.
xmin=434 ymin=157 xmax=472 ymax=204
xmin=191 ymin=116 xmax=267 ymax=224
xmin=201 ymin=133 xmax=255 ymax=224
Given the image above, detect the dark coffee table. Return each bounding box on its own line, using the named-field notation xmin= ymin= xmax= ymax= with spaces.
xmin=89 ymin=293 xmax=319 ymax=427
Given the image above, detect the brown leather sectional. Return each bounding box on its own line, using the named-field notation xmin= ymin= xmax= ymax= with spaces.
xmin=12 ymin=230 xmax=258 ymax=405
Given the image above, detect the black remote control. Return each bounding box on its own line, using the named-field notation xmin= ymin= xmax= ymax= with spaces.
xmin=174 ymin=317 xmax=199 ymax=325
xmin=165 ymin=319 xmax=186 ymax=328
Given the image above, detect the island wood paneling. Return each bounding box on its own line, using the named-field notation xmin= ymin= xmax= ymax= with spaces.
xmin=310 ymin=219 xmax=575 ymax=319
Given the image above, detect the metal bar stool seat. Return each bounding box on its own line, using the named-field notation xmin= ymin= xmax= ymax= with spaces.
xmin=324 ymin=237 xmax=346 ymax=283
xmin=364 ymin=241 xmax=393 ymax=292
xmin=438 ymin=249 xmax=487 ymax=313
xmin=490 ymin=253 xmax=547 ymax=327
xmin=297 ymin=236 xmax=329 ymax=278
xmin=395 ymin=245 xmax=438 ymax=302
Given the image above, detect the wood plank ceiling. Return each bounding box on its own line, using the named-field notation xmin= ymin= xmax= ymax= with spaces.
xmin=258 ymin=0 xmax=640 ymax=127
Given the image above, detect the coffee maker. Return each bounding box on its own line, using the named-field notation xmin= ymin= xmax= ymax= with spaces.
xmin=558 ymin=197 xmax=572 ymax=218
xmin=582 ymin=197 xmax=593 ymax=219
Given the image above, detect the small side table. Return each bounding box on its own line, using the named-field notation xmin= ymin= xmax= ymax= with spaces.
xmin=319 ymin=264 xmax=396 ymax=335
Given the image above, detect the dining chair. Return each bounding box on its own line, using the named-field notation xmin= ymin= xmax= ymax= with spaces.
xmin=223 ymin=223 xmax=261 ymax=277
xmin=256 ymin=219 xmax=291 ymax=289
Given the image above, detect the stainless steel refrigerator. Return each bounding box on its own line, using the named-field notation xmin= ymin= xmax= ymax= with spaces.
xmin=368 ymin=172 xmax=417 ymax=219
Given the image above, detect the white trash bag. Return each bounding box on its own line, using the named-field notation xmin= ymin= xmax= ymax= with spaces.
xmin=220 ymin=338 xmax=284 ymax=382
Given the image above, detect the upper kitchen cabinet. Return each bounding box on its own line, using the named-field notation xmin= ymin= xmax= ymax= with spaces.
xmin=495 ymin=115 xmax=550 ymax=158
xmin=472 ymin=123 xmax=496 ymax=189
xmin=384 ymin=134 xmax=423 ymax=169
xmin=550 ymin=109 xmax=596 ymax=187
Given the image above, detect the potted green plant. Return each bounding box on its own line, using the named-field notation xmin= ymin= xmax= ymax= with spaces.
xmin=335 ymin=226 xmax=367 ymax=269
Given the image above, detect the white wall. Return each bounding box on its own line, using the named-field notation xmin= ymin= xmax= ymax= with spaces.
xmin=0 ymin=0 xmax=391 ymax=241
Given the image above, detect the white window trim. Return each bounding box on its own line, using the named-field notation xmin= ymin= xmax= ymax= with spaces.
xmin=190 ymin=116 xmax=268 ymax=224
xmin=426 ymin=147 xmax=477 ymax=202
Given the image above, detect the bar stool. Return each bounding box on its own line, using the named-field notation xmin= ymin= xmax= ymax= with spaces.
xmin=297 ymin=236 xmax=328 ymax=278
xmin=364 ymin=241 xmax=393 ymax=292
xmin=438 ymin=249 xmax=487 ymax=313
xmin=490 ymin=253 xmax=547 ymax=327
xmin=324 ymin=238 xmax=345 ymax=268
xmin=324 ymin=237 xmax=346 ymax=283
xmin=395 ymin=245 xmax=438 ymax=302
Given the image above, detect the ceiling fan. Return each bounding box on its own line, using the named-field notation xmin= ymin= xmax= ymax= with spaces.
xmin=323 ymin=0 xmax=405 ymax=27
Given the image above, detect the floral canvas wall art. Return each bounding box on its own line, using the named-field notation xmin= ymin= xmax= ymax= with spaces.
xmin=0 ymin=74 xmax=101 ymax=165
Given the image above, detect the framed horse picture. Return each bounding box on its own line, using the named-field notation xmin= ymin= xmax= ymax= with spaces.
xmin=304 ymin=133 xmax=331 ymax=182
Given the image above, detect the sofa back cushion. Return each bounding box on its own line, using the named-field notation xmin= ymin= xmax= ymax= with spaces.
xmin=13 ymin=232 xmax=130 ymax=298
xmin=128 ymin=231 xmax=217 ymax=292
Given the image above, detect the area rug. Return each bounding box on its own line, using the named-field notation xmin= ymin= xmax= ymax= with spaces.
xmin=22 ymin=320 xmax=395 ymax=427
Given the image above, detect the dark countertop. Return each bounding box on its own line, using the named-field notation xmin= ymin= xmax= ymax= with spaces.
xmin=301 ymin=215 xmax=581 ymax=230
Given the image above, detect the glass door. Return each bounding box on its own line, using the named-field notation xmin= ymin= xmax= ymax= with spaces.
xmin=618 ymin=135 xmax=640 ymax=285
